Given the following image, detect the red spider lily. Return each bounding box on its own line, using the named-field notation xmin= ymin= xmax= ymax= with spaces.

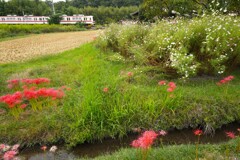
xmin=217 ymin=75 xmax=234 ymax=86
xmin=41 ymin=146 xmax=47 ymax=151
xmin=131 ymin=140 xmax=141 ymax=148
xmin=158 ymin=80 xmax=166 ymax=86
xmin=103 ymin=87 xmax=109 ymax=93
xmin=3 ymin=151 xmax=17 ymax=160
xmin=159 ymin=130 xmax=167 ymax=136
xmin=167 ymin=87 xmax=174 ymax=92
xmin=37 ymin=88 xmax=65 ymax=99
xmin=131 ymin=130 xmax=158 ymax=149
xmin=20 ymin=104 xmax=27 ymax=109
xmin=23 ymin=88 xmax=38 ymax=100
xmin=11 ymin=144 xmax=20 ymax=151
xmin=61 ymin=86 xmax=71 ymax=91
xmin=0 ymin=91 xmax=23 ymax=108
xmin=0 ymin=144 xmax=6 ymax=151
xmin=167 ymin=82 xmax=176 ymax=92
xmin=168 ymin=82 xmax=176 ymax=89
xmin=22 ymin=78 xmax=50 ymax=85
xmin=127 ymin=72 xmax=133 ymax=77
xmin=23 ymin=88 xmax=65 ymax=100
xmin=194 ymin=129 xmax=203 ymax=136
xmin=7 ymin=79 xmax=20 ymax=89
xmin=226 ymin=131 xmax=236 ymax=139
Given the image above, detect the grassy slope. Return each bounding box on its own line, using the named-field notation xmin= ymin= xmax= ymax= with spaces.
xmin=80 ymin=138 xmax=240 ymax=160
xmin=0 ymin=43 xmax=240 ymax=147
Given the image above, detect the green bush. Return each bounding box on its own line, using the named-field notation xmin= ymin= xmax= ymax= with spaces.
xmin=96 ymin=15 xmax=240 ymax=78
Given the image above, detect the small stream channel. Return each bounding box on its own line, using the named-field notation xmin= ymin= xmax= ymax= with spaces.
xmin=19 ymin=122 xmax=239 ymax=160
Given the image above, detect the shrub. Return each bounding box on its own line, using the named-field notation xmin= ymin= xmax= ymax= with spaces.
xmin=96 ymin=15 xmax=240 ymax=78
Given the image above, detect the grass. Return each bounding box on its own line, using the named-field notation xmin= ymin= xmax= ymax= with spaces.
xmin=79 ymin=138 xmax=240 ymax=160
xmin=0 ymin=43 xmax=239 ymax=148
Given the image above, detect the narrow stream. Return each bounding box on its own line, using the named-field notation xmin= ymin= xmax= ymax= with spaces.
xmin=19 ymin=122 xmax=239 ymax=160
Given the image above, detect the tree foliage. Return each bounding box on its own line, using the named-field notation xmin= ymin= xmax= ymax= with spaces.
xmin=47 ymin=14 xmax=63 ymax=24
xmin=141 ymin=0 xmax=240 ymax=20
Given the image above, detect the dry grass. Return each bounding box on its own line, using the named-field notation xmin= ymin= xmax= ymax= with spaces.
xmin=0 ymin=30 xmax=99 ymax=63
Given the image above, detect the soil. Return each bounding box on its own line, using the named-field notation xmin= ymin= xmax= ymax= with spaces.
xmin=0 ymin=30 xmax=99 ymax=64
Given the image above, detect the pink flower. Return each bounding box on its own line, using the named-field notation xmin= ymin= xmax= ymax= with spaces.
xmin=103 ymin=87 xmax=109 ymax=93
xmin=22 ymin=78 xmax=50 ymax=85
xmin=131 ymin=130 xmax=158 ymax=149
xmin=168 ymin=82 xmax=176 ymax=89
xmin=7 ymin=79 xmax=20 ymax=89
xmin=7 ymin=84 xmax=13 ymax=89
xmin=3 ymin=151 xmax=17 ymax=160
xmin=127 ymin=72 xmax=133 ymax=77
xmin=226 ymin=131 xmax=236 ymax=139
xmin=131 ymin=140 xmax=140 ymax=148
xmin=41 ymin=146 xmax=47 ymax=151
xmin=217 ymin=75 xmax=234 ymax=86
xmin=167 ymin=82 xmax=176 ymax=92
xmin=11 ymin=144 xmax=20 ymax=151
xmin=194 ymin=129 xmax=203 ymax=136
xmin=0 ymin=144 xmax=6 ymax=151
xmin=159 ymin=130 xmax=167 ymax=136
xmin=158 ymin=80 xmax=166 ymax=86
xmin=138 ymin=131 xmax=158 ymax=149
xmin=19 ymin=104 xmax=27 ymax=109
xmin=167 ymin=87 xmax=174 ymax=92
xmin=0 ymin=92 xmax=23 ymax=108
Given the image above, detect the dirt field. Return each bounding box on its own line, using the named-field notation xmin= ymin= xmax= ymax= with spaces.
xmin=0 ymin=30 xmax=99 ymax=64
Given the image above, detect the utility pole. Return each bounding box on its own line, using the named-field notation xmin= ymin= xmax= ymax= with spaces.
xmin=52 ymin=0 xmax=55 ymax=15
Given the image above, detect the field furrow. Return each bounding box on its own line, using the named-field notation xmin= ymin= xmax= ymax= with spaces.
xmin=0 ymin=30 xmax=99 ymax=63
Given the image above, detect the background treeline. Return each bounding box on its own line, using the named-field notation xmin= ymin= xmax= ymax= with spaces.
xmin=0 ymin=0 xmax=239 ymax=25
xmin=140 ymin=0 xmax=240 ymax=20
xmin=0 ymin=0 xmax=140 ymax=24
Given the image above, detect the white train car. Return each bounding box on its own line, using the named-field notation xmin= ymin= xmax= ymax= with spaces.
xmin=0 ymin=14 xmax=94 ymax=25
xmin=61 ymin=14 xmax=94 ymax=25
xmin=0 ymin=15 xmax=49 ymax=24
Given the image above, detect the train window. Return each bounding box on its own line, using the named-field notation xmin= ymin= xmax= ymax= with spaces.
xmin=67 ymin=18 xmax=70 ymax=21
xmin=34 ymin=18 xmax=37 ymax=21
xmin=2 ymin=18 xmax=5 ymax=21
xmin=39 ymin=18 xmax=42 ymax=20
xmin=89 ymin=18 xmax=91 ymax=20
xmin=18 ymin=18 xmax=21 ymax=20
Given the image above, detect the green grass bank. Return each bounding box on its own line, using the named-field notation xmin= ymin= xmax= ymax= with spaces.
xmin=79 ymin=138 xmax=240 ymax=160
xmin=0 ymin=43 xmax=239 ymax=148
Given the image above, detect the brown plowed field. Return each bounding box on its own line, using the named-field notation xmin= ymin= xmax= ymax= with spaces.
xmin=0 ymin=30 xmax=99 ymax=64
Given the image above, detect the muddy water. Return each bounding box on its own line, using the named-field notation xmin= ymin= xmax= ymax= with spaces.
xmin=19 ymin=122 xmax=239 ymax=160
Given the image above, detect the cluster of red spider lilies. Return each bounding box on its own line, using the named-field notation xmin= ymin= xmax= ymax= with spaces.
xmin=0 ymin=78 xmax=70 ymax=118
